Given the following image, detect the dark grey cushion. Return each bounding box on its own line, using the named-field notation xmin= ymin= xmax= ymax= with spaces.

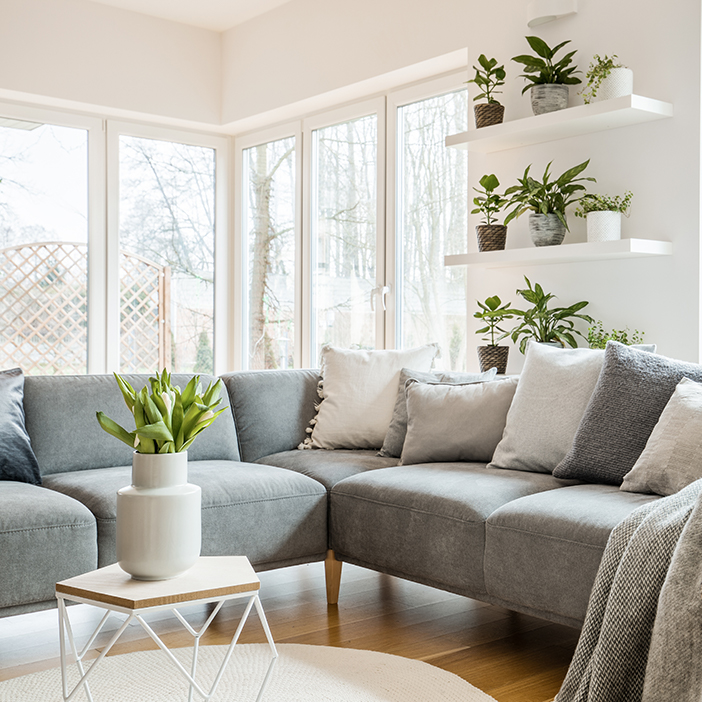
xmin=24 ymin=374 xmax=240 ymax=476
xmin=553 ymin=342 xmax=702 ymax=485
xmin=221 ymin=369 xmax=320 ymax=463
xmin=378 ymin=367 xmax=497 ymax=458
xmin=484 ymin=484 xmax=659 ymax=625
xmin=43 ymin=460 xmax=328 ymax=568
xmin=0 ymin=368 xmax=41 ymax=485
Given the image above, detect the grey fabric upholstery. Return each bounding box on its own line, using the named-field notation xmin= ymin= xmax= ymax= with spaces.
xmin=330 ymin=463 xmax=576 ymax=597
xmin=255 ymin=449 xmax=399 ymax=491
xmin=24 ymin=374 xmax=240 ymax=476
xmin=484 ymin=484 xmax=659 ymax=624
xmin=43 ymin=460 xmax=327 ymax=568
xmin=221 ymin=369 xmax=320 ymax=463
xmin=0 ymin=482 xmax=97 ymax=610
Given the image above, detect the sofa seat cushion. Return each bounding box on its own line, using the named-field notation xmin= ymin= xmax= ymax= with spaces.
xmin=484 ymin=484 xmax=660 ymax=625
xmin=43 ymin=460 xmax=328 ymax=568
xmin=330 ymin=463 xmax=576 ymax=597
xmin=0 ymin=482 xmax=97 ymax=611
xmin=256 ymin=449 xmax=399 ymax=491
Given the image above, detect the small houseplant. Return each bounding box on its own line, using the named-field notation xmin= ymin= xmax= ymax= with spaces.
xmin=467 ymin=54 xmax=507 ymax=128
xmin=512 ymin=36 xmax=581 ymax=115
xmin=509 ymin=277 xmax=593 ymax=353
xmin=575 ymin=191 xmax=632 ymax=242
xmin=504 ymin=160 xmax=595 ymax=246
xmin=580 ymin=54 xmax=633 ymax=104
xmin=587 ymin=320 xmax=645 ymax=349
xmin=474 ymin=295 xmax=514 ymax=373
xmin=471 ymin=173 xmax=509 ymax=251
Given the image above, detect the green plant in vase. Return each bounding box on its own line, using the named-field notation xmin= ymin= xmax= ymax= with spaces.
xmin=472 ymin=174 xmax=509 ymax=251
xmin=474 ymin=295 xmax=514 ymax=373
xmin=587 ymin=321 xmax=645 ymax=349
xmin=575 ymin=191 xmax=632 ymax=242
xmin=467 ymin=54 xmax=507 ymax=128
xmin=580 ymin=54 xmax=631 ymax=104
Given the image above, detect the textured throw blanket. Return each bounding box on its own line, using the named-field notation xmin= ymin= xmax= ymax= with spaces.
xmin=556 ymin=479 xmax=702 ymax=702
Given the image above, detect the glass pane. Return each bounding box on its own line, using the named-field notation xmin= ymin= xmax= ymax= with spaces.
xmin=243 ymin=137 xmax=296 ymax=370
xmin=0 ymin=120 xmax=89 ymax=374
xmin=311 ymin=115 xmax=377 ymax=362
xmin=397 ymin=90 xmax=468 ymax=371
xmin=119 ymin=136 xmax=215 ymax=374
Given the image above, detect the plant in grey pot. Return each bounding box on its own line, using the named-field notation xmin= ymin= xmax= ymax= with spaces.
xmin=471 ymin=173 xmax=509 ymax=251
xmin=467 ymin=54 xmax=507 ymax=128
xmin=474 ymin=295 xmax=514 ymax=373
xmin=509 ymin=277 xmax=593 ymax=353
xmin=580 ymin=54 xmax=633 ymax=104
xmin=575 ymin=190 xmax=632 ymax=242
xmin=512 ymin=36 xmax=581 ymax=115
xmin=504 ymin=159 xmax=595 ymax=246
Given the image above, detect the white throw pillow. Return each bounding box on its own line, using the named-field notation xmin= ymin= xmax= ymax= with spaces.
xmin=488 ymin=343 xmax=604 ymax=473
xmin=302 ymin=343 xmax=439 ymax=450
xmin=621 ymin=377 xmax=702 ymax=496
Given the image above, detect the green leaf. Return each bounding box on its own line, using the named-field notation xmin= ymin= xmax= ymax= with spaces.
xmin=525 ymin=35 xmax=554 ymax=59
xmin=96 ymin=412 xmax=135 ymax=448
xmin=135 ymin=420 xmax=173 ymax=442
xmin=478 ymin=173 xmax=500 ymax=192
xmin=113 ymin=373 xmax=136 ymax=412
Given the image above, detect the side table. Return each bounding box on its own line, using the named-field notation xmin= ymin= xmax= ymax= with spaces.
xmin=55 ymin=556 xmax=278 ymax=702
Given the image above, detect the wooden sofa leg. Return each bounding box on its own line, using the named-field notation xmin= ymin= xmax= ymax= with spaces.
xmin=324 ymin=549 xmax=343 ymax=605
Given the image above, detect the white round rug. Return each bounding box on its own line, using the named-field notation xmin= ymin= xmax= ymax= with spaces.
xmin=0 ymin=644 xmax=496 ymax=701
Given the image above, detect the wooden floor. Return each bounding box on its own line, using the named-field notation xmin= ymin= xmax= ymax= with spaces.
xmin=0 ymin=562 xmax=580 ymax=701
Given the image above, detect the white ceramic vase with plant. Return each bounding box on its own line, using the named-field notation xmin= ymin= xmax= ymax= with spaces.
xmin=97 ymin=370 xmax=225 ymax=580
xmin=581 ymin=55 xmax=633 ymax=104
xmin=575 ymin=191 xmax=633 ymax=242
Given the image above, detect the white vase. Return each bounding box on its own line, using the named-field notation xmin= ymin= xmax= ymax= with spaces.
xmin=117 ymin=451 xmax=201 ymax=581
xmin=596 ymin=68 xmax=634 ymax=102
xmin=586 ymin=211 xmax=622 ymax=242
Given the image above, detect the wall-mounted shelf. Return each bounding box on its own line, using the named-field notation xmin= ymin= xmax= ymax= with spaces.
xmin=445 ymin=95 xmax=673 ymax=153
xmin=445 ymin=238 xmax=673 ymax=268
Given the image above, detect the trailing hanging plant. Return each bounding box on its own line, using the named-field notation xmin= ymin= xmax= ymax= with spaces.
xmin=587 ymin=320 xmax=645 ymax=349
xmin=467 ymin=54 xmax=506 ymax=104
xmin=474 ymin=295 xmax=514 ymax=346
xmin=580 ymin=54 xmax=625 ymax=104
xmin=96 ymin=370 xmax=226 ymax=454
xmin=471 ymin=174 xmax=508 ymax=225
xmin=511 ymin=36 xmax=582 ymax=94
xmin=575 ymin=191 xmax=633 ymax=218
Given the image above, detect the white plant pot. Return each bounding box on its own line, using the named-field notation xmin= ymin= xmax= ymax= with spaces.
xmin=117 ymin=451 xmax=201 ymax=581
xmin=596 ymin=68 xmax=634 ymax=102
xmin=586 ymin=211 xmax=622 ymax=242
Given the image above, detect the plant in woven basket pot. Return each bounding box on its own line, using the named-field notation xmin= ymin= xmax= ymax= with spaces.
xmin=471 ymin=173 xmax=509 ymax=251
xmin=474 ymin=295 xmax=514 ymax=373
xmin=509 ymin=277 xmax=593 ymax=354
xmin=97 ymin=370 xmax=226 ymax=581
xmin=467 ymin=54 xmax=506 ymax=128
xmin=512 ymin=36 xmax=581 ymax=115
xmin=504 ymin=159 xmax=595 ymax=246
xmin=580 ymin=54 xmax=633 ymax=104
xmin=575 ymin=191 xmax=632 ymax=242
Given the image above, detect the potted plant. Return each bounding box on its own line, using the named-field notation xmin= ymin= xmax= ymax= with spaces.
xmin=471 ymin=173 xmax=509 ymax=251
xmin=474 ymin=294 xmax=514 ymax=373
xmin=512 ymin=36 xmax=581 ymax=115
xmin=580 ymin=54 xmax=633 ymax=104
xmin=504 ymin=159 xmax=595 ymax=246
xmin=575 ymin=191 xmax=632 ymax=242
xmin=587 ymin=320 xmax=645 ymax=349
xmin=509 ymin=277 xmax=593 ymax=353
xmin=466 ymin=54 xmax=507 ymax=128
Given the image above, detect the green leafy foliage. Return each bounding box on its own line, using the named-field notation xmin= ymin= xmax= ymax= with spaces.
xmin=575 ymin=191 xmax=633 ymax=218
xmin=96 ymin=369 xmax=225 ymax=454
xmin=587 ymin=320 xmax=644 ymax=349
xmin=580 ymin=54 xmax=625 ymax=104
xmin=471 ymin=174 xmax=508 ymax=225
xmin=512 ymin=36 xmax=582 ymax=94
xmin=504 ymin=160 xmax=595 ymax=230
xmin=467 ymin=54 xmax=506 ymax=104
xmin=474 ymin=295 xmax=514 ymax=346
xmin=509 ymin=277 xmax=593 ymax=354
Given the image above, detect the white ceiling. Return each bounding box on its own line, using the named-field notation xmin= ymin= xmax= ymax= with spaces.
xmin=86 ymin=0 xmax=295 ymax=31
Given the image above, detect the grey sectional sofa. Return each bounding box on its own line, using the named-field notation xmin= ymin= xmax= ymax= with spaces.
xmin=0 ymin=368 xmax=658 ymax=629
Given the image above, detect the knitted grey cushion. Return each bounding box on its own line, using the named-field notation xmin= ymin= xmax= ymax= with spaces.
xmin=553 ymin=342 xmax=702 ymax=485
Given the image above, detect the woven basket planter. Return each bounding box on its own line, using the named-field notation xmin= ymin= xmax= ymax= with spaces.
xmin=477 ymin=345 xmax=509 ymax=375
xmin=474 ymin=103 xmax=505 ymax=128
xmin=476 ymin=224 xmax=507 ymax=252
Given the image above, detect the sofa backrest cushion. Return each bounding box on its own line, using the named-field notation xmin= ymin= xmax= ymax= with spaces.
xmin=24 ymin=374 xmax=240 ymax=476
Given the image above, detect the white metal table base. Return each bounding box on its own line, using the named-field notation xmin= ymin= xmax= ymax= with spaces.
xmin=57 ymin=590 xmax=278 ymax=702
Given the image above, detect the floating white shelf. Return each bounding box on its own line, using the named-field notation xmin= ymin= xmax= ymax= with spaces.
xmin=445 ymin=95 xmax=673 ymax=153
xmin=444 ymin=238 xmax=673 ymax=269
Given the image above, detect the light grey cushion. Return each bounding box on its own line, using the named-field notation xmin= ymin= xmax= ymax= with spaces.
xmin=554 ymin=342 xmax=702 ymax=485
xmin=378 ymin=367 xmax=497 ymax=458
xmin=24 ymin=374 xmax=240 ymax=476
xmin=621 ymin=377 xmax=702 ymax=496
xmin=489 ymin=344 xmax=604 ymax=474
xmin=400 ymin=377 xmax=518 ymax=465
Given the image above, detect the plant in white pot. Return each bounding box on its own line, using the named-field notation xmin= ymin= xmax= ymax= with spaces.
xmin=575 ymin=191 xmax=632 ymax=242
xmin=580 ymin=54 xmax=633 ymax=104
xmin=474 ymin=294 xmax=514 ymax=374
xmin=512 ymin=36 xmax=582 ymax=115
xmin=467 ymin=54 xmax=507 ymax=128
xmin=471 ymin=173 xmax=509 ymax=251
xmin=97 ymin=370 xmax=225 ymax=580
xmin=504 ymin=159 xmax=595 ymax=246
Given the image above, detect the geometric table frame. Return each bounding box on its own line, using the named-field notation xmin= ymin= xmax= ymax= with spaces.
xmin=55 ymin=557 xmax=278 ymax=702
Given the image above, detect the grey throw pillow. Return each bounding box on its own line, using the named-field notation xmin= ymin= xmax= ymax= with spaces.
xmin=553 ymin=342 xmax=702 ymax=485
xmin=0 ymin=368 xmax=41 ymax=485
xmin=400 ymin=377 xmax=518 ymax=465
xmin=378 ymin=367 xmax=497 ymax=458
